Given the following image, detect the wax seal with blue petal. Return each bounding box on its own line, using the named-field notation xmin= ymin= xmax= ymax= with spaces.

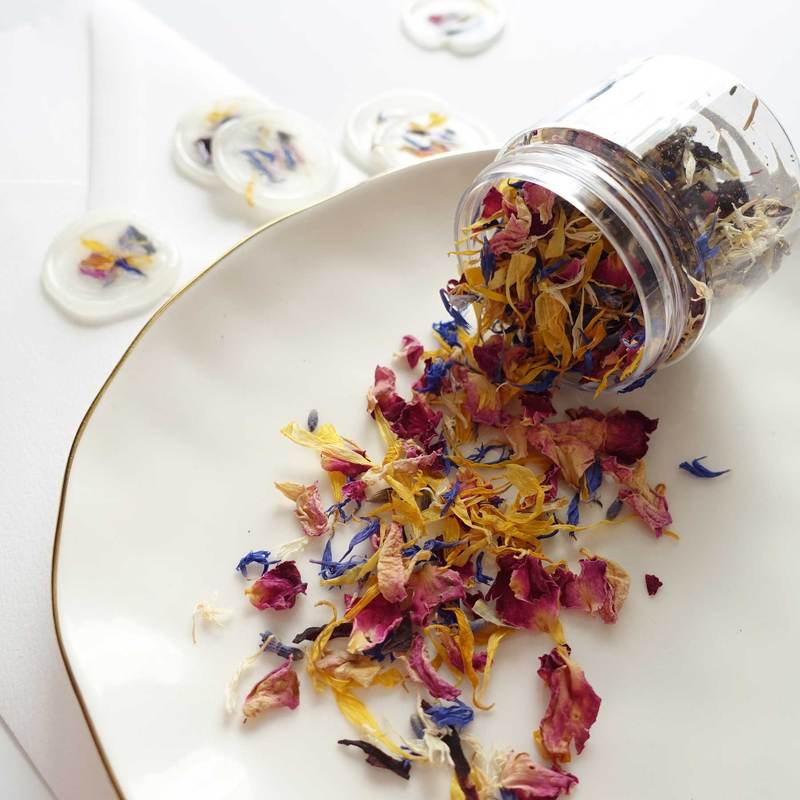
xmin=212 ymin=108 xmax=337 ymax=214
xmin=42 ymin=211 xmax=181 ymax=324
xmin=371 ymin=108 xmax=494 ymax=171
xmin=173 ymin=96 xmax=271 ymax=186
xmin=344 ymin=89 xmax=452 ymax=174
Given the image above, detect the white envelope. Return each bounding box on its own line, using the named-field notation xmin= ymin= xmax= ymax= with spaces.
xmin=0 ymin=1 xmax=358 ymax=796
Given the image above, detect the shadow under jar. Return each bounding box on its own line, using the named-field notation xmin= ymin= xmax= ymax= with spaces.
xmin=454 ymin=55 xmax=800 ymax=393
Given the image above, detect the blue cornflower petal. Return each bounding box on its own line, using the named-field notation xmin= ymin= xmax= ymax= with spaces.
xmin=432 ymin=320 xmax=459 ymax=347
xmin=416 ymin=359 xmax=452 ymax=394
xmin=311 ymin=535 xmax=367 ymax=580
xmin=567 ymin=493 xmax=580 ymax=526
xmin=467 ymin=443 xmax=512 ymax=464
xmin=618 ymin=370 xmax=655 ymax=393
xmin=259 ymin=630 xmax=304 ymax=660
xmin=341 ymin=518 xmax=380 ymax=560
xmin=440 ymin=480 xmax=462 ymax=516
xmin=113 ymin=258 xmax=145 ymax=276
xmin=439 ymin=288 xmax=471 ymax=329
xmin=513 ymin=370 xmax=558 ymax=393
xmin=480 ymin=236 xmax=496 ymax=284
xmin=235 ymin=550 xmax=278 ymax=576
xmin=678 ymin=456 xmax=730 ymax=479
xmin=425 ymin=700 xmax=474 ymax=730
xmin=695 ymin=213 xmax=721 ymax=276
xmin=584 ymin=461 xmax=603 ymax=497
xmin=475 ymin=552 xmax=493 ymax=586
xmin=326 ymin=499 xmax=355 ymax=523
xmin=410 ymin=714 xmax=425 ymax=738
xmin=423 ymin=538 xmax=463 ymax=552
xmin=606 ymin=497 xmax=623 ymax=520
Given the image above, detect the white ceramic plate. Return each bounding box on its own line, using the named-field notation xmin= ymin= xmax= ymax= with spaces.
xmin=54 ymin=150 xmax=800 ymax=799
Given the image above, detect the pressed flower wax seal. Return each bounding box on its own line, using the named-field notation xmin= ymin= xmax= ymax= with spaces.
xmin=401 ymin=0 xmax=506 ymax=55
xmin=371 ymin=109 xmax=493 ymax=171
xmin=212 ymin=109 xmax=337 ymax=214
xmin=344 ymin=89 xmax=453 ymax=174
xmin=42 ymin=211 xmax=180 ymax=323
xmin=173 ymin=96 xmax=271 ymax=186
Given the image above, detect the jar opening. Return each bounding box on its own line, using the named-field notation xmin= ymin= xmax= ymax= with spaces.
xmin=453 ymin=135 xmax=694 ymax=393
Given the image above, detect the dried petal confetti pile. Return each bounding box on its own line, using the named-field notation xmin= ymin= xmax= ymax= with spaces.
xmin=219 ymin=179 xmax=694 ymax=798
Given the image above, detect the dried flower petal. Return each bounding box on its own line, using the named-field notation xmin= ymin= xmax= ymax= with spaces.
xmin=521 ymin=392 xmax=556 ymax=424
xmin=441 ymin=727 xmax=479 ymax=799
xmin=498 ymin=752 xmax=578 ymax=799
xmin=348 ymin=594 xmax=404 ymax=652
xmin=424 ymin=699 xmax=474 ymax=730
xmin=191 ymin=597 xmax=231 ymax=644
xmin=242 ymin=659 xmax=300 ymax=720
xmin=245 ymin=561 xmax=307 ymax=611
xmin=601 ymin=457 xmax=672 ymax=537
xmin=397 ymin=334 xmax=424 ymax=369
xmin=556 ymin=556 xmax=630 ymax=624
xmin=235 ymin=549 xmax=278 ymax=577
xmin=377 ymin=523 xmax=407 ymax=603
xmin=487 ymin=554 xmax=561 ymax=636
xmin=406 ymin=564 xmax=466 ymax=625
xmin=645 ymin=573 xmax=663 ymax=595
xmin=567 ymin=407 xmax=658 ymax=465
xmin=678 ymin=456 xmax=730 ymax=478
xmin=528 ymin=421 xmax=600 ymax=487
xmin=594 ymin=252 xmax=632 ymax=289
xmin=315 ymin=651 xmax=383 ymax=687
xmin=479 ymin=186 xmax=503 ymax=218
xmin=406 ymin=634 xmax=461 ymax=700
xmin=275 ymin=481 xmax=329 ymax=537
xmin=337 ymin=739 xmax=411 ymax=780
xmin=537 ymin=646 xmax=601 ymax=762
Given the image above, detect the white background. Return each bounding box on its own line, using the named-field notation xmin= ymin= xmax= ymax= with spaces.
xmin=1 ymin=0 xmax=798 ymax=796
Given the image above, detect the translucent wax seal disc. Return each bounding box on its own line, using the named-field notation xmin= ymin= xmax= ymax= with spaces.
xmin=344 ymin=89 xmax=456 ymax=174
xmin=401 ymin=0 xmax=505 ymax=55
xmin=173 ymin=96 xmax=270 ymax=186
xmin=212 ymin=109 xmax=337 ymax=214
xmin=371 ymin=109 xmax=494 ymax=171
xmin=42 ymin=212 xmax=180 ymax=324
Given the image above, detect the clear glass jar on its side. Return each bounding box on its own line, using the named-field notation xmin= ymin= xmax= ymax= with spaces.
xmin=455 ymin=55 xmax=800 ymax=392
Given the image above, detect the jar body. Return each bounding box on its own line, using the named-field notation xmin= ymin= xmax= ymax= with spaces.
xmin=456 ymin=56 xmax=800 ymax=390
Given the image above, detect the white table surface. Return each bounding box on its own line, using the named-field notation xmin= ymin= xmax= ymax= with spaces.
xmin=2 ymin=0 xmax=799 ymax=797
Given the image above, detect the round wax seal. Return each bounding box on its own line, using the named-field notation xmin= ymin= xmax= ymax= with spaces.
xmin=173 ymin=96 xmax=271 ymax=186
xmin=344 ymin=89 xmax=450 ymax=173
xmin=401 ymin=0 xmax=506 ymax=55
xmin=42 ymin=212 xmax=180 ymax=324
xmin=212 ymin=109 xmax=337 ymax=213
xmin=371 ymin=109 xmax=494 ymax=171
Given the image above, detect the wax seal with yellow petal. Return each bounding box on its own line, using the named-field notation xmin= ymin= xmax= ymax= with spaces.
xmin=42 ymin=211 xmax=180 ymax=324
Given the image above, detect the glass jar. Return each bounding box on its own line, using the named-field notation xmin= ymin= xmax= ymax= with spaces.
xmin=455 ymin=55 xmax=800 ymax=392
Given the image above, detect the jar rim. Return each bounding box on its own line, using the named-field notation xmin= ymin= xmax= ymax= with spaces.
xmin=454 ymin=130 xmax=696 ymax=392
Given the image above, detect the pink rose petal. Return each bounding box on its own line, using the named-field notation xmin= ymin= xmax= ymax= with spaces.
xmin=601 ymin=457 xmax=672 ymax=537
xmin=242 ymin=659 xmax=300 ymax=719
xmin=349 ymin=594 xmax=404 ymax=652
xmin=245 ymin=561 xmax=307 ymax=611
xmin=406 ymin=564 xmax=466 ymax=626
xmin=406 ymin=634 xmax=461 ymax=701
xmin=398 ymin=335 xmax=424 ymax=369
xmin=499 ymin=752 xmax=578 ymax=799
xmin=486 ymin=553 xmax=560 ymax=634
xmin=377 ymin=523 xmax=407 ymax=603
xmin=537 ymin=646 xmax=601 ymax=762
xmin=555 ymin=556 xmax=630 ymax=624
